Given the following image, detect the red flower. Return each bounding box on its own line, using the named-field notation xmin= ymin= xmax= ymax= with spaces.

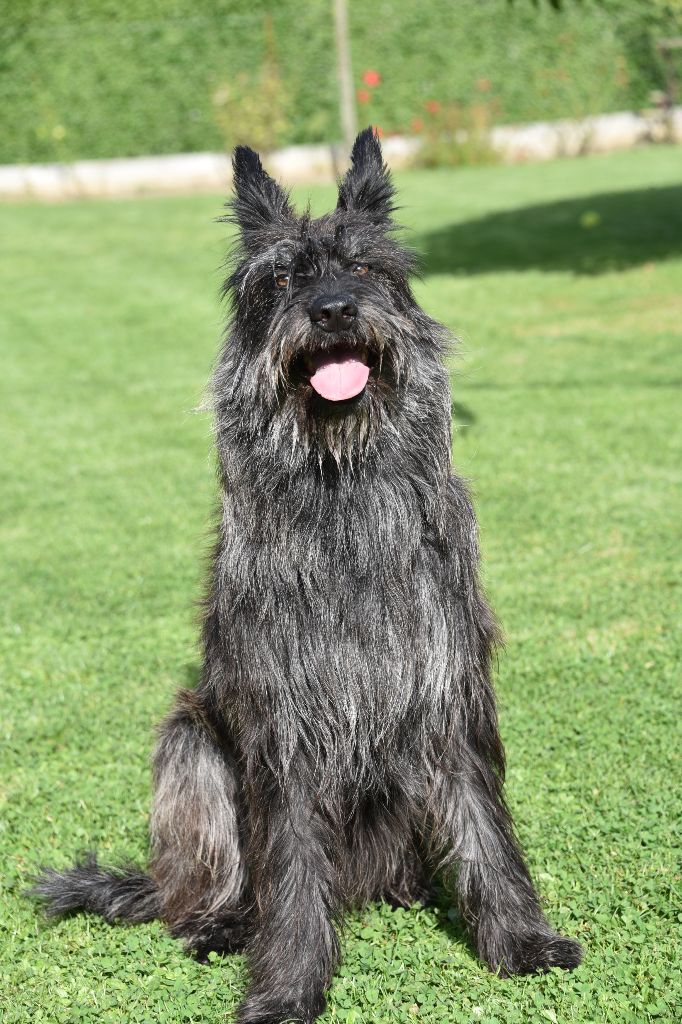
xmin=357 ymin=88 xmax=371 ymax=105
xmin=410 ymin=118 xmax=424 ymax=133
xmin=362 ymin=69 xmax=381 ymax=87
xmin=425 ymin=99 xmax=441 ymax=114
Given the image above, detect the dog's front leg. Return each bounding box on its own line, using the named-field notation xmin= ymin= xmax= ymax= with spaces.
xmin=429 ymin=756 xmax=582 ymax=976
xmin=236 ymin=770 xmax=339 ymax=1024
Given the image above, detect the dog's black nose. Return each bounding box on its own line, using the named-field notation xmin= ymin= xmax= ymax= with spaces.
xmin=309 ymin=294 xmax=358 ymax=333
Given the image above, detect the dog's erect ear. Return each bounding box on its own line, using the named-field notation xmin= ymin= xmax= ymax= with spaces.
xmin=227 ymin=146 xmax=294 ymax=239
xmin=336 ymin=127 xmax=395 ymax=223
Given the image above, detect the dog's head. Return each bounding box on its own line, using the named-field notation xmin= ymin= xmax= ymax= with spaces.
xmin=217 ymin=128 xmax=448 ymax=471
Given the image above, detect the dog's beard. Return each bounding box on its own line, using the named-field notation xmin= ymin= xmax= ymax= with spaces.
xmin=257 ymin=301 xmax=414 ymax=470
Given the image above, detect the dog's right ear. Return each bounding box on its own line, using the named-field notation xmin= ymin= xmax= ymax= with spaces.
xmin=225 ymin=146 xmax=294 ymax=242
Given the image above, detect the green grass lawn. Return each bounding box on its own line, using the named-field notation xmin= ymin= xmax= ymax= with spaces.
xmin=1 ymin=145 xmax=681 ymax=1023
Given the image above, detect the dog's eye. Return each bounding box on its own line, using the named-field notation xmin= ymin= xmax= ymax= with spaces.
xmin=351 ymin=263 xmax=369 ymax=276
xmin=274 ymin=272 xmax=290 ymax=288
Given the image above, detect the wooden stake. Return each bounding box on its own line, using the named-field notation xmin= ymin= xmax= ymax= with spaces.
xmin=333 ymin=0 xmax=357 ymax=154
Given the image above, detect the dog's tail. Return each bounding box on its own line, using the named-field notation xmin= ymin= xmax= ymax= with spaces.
xmin=30 ymin=852 xmax=159 ymax=924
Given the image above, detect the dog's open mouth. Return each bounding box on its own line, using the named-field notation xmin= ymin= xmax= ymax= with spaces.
xmin=298 ymin=344 xmax=376 ymax=402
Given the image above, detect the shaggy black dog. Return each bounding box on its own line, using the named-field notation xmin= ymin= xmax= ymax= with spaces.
xmin=34 ymin=128 xmax=582 ymax=1023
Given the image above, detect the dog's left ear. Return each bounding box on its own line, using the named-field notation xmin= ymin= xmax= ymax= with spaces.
xmin=227 ymin=146 xmax=295 ymax=242
xmin=337 ymin=127 xmax=395 ymax=224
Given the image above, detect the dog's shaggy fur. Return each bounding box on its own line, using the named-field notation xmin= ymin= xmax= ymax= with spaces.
xmin=33 ymin=129 xmax=582 ymax=1024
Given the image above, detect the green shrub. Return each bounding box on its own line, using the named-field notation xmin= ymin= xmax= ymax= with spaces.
xmin=211 ymin=16 xmax=291 ymax=154
xmin=412 ymin=94 xmax=501 ymax=168
xmin=0 ymin=0 xmax=677 ymax=163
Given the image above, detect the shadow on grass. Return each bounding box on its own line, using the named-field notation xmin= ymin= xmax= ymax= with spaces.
xmin=432 ymin=896 xmax=472 ymax=950
xmin=451 ymin=401 xmax=476 ymax=428
xmin=183 ymin=663 xmax=202 ymax=689
xmin=418 ymin=185 xmax=682 ymax=276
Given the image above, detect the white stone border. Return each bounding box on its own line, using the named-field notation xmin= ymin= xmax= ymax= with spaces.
xmin=1 ymin=109 xmax=680 ymax=201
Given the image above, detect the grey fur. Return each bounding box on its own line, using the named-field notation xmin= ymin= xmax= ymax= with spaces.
xmin=32 ymin=128 xmax=582 ymax=1023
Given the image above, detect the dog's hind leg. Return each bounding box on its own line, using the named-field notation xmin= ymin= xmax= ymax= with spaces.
xmin=427 ymin=755 xmax=582 ymax=976
xmin=150 ymin=688 xmax=248 ymax=959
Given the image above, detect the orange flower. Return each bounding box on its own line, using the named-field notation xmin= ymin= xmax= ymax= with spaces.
xmin=424 ymin=99 xmax=441 ymax=114
xmin=374 ymin=125 xmax=384 ymax=138
xmin=362 ymin=69 xmax=381 ymax=87
xmin=357 ymin=88 xmax=371 ymax=105
xmin=410 ymin=118 xmax=424 ymax=133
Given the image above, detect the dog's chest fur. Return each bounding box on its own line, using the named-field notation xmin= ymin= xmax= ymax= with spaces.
xmin=213 ymin=468 xmax=469 ymax=789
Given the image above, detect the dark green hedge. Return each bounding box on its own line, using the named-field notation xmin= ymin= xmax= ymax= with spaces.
xmin=0 ymin=0 xmax=675 ymax=163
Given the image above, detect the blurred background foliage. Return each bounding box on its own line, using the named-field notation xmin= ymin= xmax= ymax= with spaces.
xmin=0 ymin=0 xmax=680 ymax=163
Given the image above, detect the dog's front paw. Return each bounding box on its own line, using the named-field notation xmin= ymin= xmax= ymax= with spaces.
xmin=494 ymin=931 xmax=583 ymax=976
xmin=235 ymin=992 xmax=325 ymax=1024
xmin=235 ymin=1015 xmax=304 ymax=1024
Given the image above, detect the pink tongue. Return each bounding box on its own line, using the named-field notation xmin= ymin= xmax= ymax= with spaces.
xmin=309 ymin=352 xmax=370 ymax=401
